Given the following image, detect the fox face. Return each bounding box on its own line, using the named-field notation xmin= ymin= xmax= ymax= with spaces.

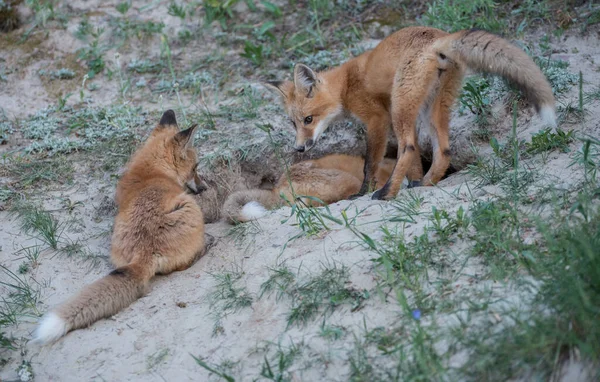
xmin=151 ymin=110 xmax=208 ymax=195
xmin=265 ymin=64 xmax=342 ymax=152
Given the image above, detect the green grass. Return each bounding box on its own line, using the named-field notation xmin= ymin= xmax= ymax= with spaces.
xmin=2 ymin=155 xmax=74 ymax=187
xmin=284 ymin=263 xmax=368 ymax=328
xmin=206 ymin=270 xmax=253 ymax=336
xmin=525 ymin=128 xmax=574 ymax=155
xmin=420 ymin=0 xmax=503 ymax=33
xmin=10 ymin=202 xmax=65 ymax=250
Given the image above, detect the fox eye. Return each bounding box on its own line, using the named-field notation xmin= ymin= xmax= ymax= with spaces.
xmin=289 ymin=118 xmax=297 ymax=129
xmin=304 ymin=116 xmax=313 ymax=125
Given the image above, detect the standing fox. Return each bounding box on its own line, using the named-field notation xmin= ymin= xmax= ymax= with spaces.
xmin=222 ymin=154 xmax=395 ymax=223
xmin=33 ymin=110 xmax=210 ymax=344
xmin=265 ymin=26 xmax=556 ymax=200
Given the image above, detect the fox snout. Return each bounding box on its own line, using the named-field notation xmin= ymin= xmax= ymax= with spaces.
xmin=294 ymin=139 xmax=314 ymax=153
xmin=186 ymin=175 xmax=208 ymax=195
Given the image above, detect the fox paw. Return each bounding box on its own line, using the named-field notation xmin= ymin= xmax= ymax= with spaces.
xmin=204 ymin=233 xmax=216 ymax=250
xmin=348 ymin=192 xmax=365 ymax=200
xmin=407 ymin=180 xmax=422 ymax=189
xmin=371 ymin=188 xmax=387 ymax=200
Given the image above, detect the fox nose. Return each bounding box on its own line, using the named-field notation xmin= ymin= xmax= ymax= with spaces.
xmin=295 ymin=145 xmax=305 ymax=152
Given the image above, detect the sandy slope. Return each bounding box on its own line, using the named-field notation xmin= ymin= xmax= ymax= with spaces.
xmin=0 ymin=3 xmax=599 ymax=380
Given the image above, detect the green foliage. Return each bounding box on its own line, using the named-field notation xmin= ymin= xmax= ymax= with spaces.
xmin=526 ymin=128 xmax=573 ymax=155
xmin=420 ymin=0 xmax=503 ymax=33
xmin=240 ymin=40 xmax=268 ymax=66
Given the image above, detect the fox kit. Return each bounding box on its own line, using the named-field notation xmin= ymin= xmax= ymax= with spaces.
xmin=33 ymin=110 xmax=210 ymax=344
xmin=222 ymin=154 xmax=395 ymax=223
xmin=265 ymin=26 xmax=556 ymax=200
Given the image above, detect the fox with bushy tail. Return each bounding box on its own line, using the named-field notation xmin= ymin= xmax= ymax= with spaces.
xmin=223 ymin=154 xmax=396 ymax=223
xmin=266 ymin=27 xmax=556 ymax=201
xmin=33 ymin=110 xmax=211 ymax=344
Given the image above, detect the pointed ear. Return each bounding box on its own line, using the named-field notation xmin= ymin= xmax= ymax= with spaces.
xmin=263 ymin=80 xmax=293 ymax=100
xmin=173 ymin=124 xmax=198 ymax=152
xmin=153 ymin=109 xmax=178 ymax=133
xmin=293 ymin=64 xmax=317 ymax=98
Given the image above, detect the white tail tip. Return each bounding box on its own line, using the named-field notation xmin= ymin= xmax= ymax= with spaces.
xmin=240 ymin=201 xmax=268 ymax=222
xmin=32 ymin=312 xmax=69 ymax=345
xmin=540 ymin=105 xmax=557 ymax=128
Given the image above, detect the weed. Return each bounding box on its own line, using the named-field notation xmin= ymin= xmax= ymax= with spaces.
xmin=319 ymin=324 xmax=346 ymax=341
xmin=206 ymin=270 xmax=253 ymax=335
xmin=115 ymin=1 xmax=130 ymax=15
xmin=0 ymin=264 xmax=42 ymax=326
xmin=389 ymin=190 xmax=424 ymax=224
xmin=240 ymin=40 xmax=269 ymax=66
xmin=77 ymin=27 xmax=107 ymax=78
xmin=192 ymin=355 xmax=236 ymax=382
xmin=202 ymin=0 xmax=238 ymax=28
xmin=10 ymin=202 xmax=65 ymax=249
xmin=525 ymin=128 xmax=574 ymax=155
xmin=227 ymin=219 xmax=262 ymax=249
xmin=286 ymin=264 xmax=368 ymax=328
xmin=259 ymin=265 xmax=296 ymax=301
xmin=13 ymin=245 xmax=42 ymax=274
xmin=127 ymin=58 xmax=163 ymax=74
xmin=38 ymin=68 xmax=75 ymax=80
xmin=167 ymin=2 xmax=186 ymax=19
xmin=420 ymin=0 xmax=503 ymax=33
xmin=259 ymin=341 xmax=303 ymax=381
xmin=459 ymin=76 xmax=493 ymax=129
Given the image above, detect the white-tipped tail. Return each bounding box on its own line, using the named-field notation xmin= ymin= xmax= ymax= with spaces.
xmin=240 ymin=201 xmax=268 ymax=221
xmin=540 ymin=105 xmax=557 ymax=128
xmin=32 ymin=312 xmax=69 ymax=345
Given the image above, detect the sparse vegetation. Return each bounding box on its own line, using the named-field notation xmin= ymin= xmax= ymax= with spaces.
xmin=1 ymin=0 xmax=599 ymax=380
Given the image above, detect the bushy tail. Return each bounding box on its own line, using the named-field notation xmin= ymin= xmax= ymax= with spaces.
xmin=222 ymin=189 xmax=281 ymax=224
xmin=433 ymin=29 xmax=556 ymax=126
xmin=32 ymin=260 xmax=154 ymax=345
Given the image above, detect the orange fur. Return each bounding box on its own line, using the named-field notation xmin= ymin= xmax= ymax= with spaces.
xmin=222 ymin=154 xmax=395 ymax=223
xmin=33 ymin=110 xmax=210 ymax=344
xmin=266 ymin=26 xmax=556 ymax=200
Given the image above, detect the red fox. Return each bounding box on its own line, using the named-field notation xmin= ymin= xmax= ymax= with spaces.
xmin=265 ymin=27 xmax=556 ymax=200
xmin=222 ymin=154 xmax=395 ymax=223
xmin=33 ymin=110 xmax=211 ymax=344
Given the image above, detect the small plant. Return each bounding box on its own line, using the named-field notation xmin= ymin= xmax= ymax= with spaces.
xmin=525 ymin=128 xmax=573 ymax=155
xmin=202 ymin=0 xmax=239 ymax=28
xmin=240 ymin=41 xmax=268 ymax=67
xmin=259 ymin=265 xmax=296 ymax=301
xmin=167 ymin=1 xmax=186 ymax=19
xmin=192 ymin=355 xmax=236 ymax=382
xmin=115 ymin=0 xmax=130 ymax=15
xmin=259 ymin=341 xmax=303 ymax=381
xmin=206 ymin=270 xmax=253 ymax=335
xmin=10 ymin=202 xmax=65 ymax=249
xmin=420 ymin=0 xmax=503 ymax=33
xmin=77 ymin=27 xmax=107 ymax=78
xmin=286 ymin=264 xmax=368 ymax=328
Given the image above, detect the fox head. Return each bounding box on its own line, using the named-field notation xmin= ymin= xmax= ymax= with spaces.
xmin=265 ymin=64 xmax=342 ymax=152
xmin=146 ymin=110 xmax=208 ymax=194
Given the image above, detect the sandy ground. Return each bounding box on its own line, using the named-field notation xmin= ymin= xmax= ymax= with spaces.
xmin=1 ymin=1 xmax=599 ymax=381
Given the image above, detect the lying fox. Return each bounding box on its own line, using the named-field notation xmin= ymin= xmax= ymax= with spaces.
xmin=33 ymin=110 xmax=210 ymax=344
xmin=265 ymin=26 xmax=556 ymax=200
xmin=222 ymin=154 xmax=395 ymax=223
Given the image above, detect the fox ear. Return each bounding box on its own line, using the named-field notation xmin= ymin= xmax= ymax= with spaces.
xmin=173 ymin=124 xmax=198 ymax=152
xmin=263 ymin=80 xmax=292 ymax=101
xmin=154 ymin=109 xmax=178 ymax=133
xmin=293 ymin=64 xmax=317 ymax=98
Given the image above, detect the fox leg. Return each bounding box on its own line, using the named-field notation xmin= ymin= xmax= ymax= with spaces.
xmin=351 ymin=113 xmax=390 ymax=198
xmin=406 ymin=143 xmax=424 ymax=188
xmin=373 ymin=56 xmax=439 ymax=200
xmin=423 ymin=69 xmax=462 ymax=186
